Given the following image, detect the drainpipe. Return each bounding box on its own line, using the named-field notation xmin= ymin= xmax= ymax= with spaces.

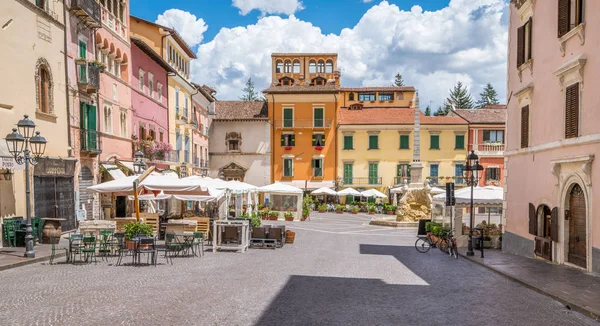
xmin=270 ymin=94 xmax=275 ymax=184
xmin=333 ymin=92 xmax=338 ymax=188
xmin=62 ymin=1 xmax=73 ymax=157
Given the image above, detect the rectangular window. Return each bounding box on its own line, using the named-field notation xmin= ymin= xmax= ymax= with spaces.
xmin=343 ymin=164 xmax=353 ymax=185
xmin=482 ymin=130 xmax=504 ymax=143
xmin=565 ymin=83 xmax=579 ymax=139
xmin=521 ymin=105 xmax=529 ymax=148
xmin=228 ymin=140 xmax=239 ymax=151
xmin=283 ymin=108 xmax=293 ymax=127
xmin=157 ymin=84 xmax=163 ymax=101
xmin=313 ymin=108 xmax=324 ymax=127
xmin=280 ymin=134 xmax=295 ymax=147
xmin=159 ymin=131 xmax=164 ymax=143
xmin=368 ymin=163 xmax=379 ymax=185
xmin=378 ymin=93 xmax=393 ymax=101
xmin=397 ymin=164 xmax=411 ymax=180
xmin=148 ymin=73 xmax=154 ymax=97
xmin=184 ymin=95 xmax=189 ymax=117
xmin=283 ymin=158 xmax=293 ymax=177
xmin=558 ymin=0 xmax=584 ymax=37
xmin=312 ymin=134 xmax=325 ymax=147
xmin=455 ymin=164 xmax=465 ymax=185
xmin=517 ymin=17 xmax=532 ymax=67
xmin=399 ymin=135 xmax=409 ymax=149
xmin=368 ymin=135 xmax=379 ymax=150
xmin=312 ymin=158 xmax=323 ymax=177
xmin=358 ymin=93 xmax=376 ymax=101
xmin=343 ymin=135 xmax=353 ymax=150
xmin=139 ymin=70 xmax=144 ymax=92
xmin=430 ymin=134 xmax=440 ymax=149
xmin=112 ymin=83 xmax=118 ymax=101
xmin=175 ymin=89 xmax=180 ymax=115
xmin=430 ymin=164 xmax=439 ymax=185
xmin=486 ymin=167 xmax=500 ymax=181
xmin=175 ymin=132 xmax=182 ymax=151
xmin=455 ymin=134 xmax=465 ymax=149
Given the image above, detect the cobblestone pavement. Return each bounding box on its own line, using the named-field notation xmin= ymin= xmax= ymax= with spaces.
xmin=0 ymin=213 xmax=597 ymax=326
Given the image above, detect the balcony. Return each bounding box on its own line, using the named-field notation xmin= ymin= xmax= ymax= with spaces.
xmin=274 ymin=119 xmax=333 ymax=129
xmin=76 ymin=62 xmax=101 ymax=93
xmin=175 ymin=114 xmax=190 ymax=126
xmin=341 ymin=177 xmax=382 ymax=186
xmin=471 ymin=143 xmax=505 ymax=157
xmin=69 ymin=0 xmax=101 ymax=28
xmin=393 ymin=176 xmax=410 ymax=186
xmin=80 ymin=129 xmax=101 ymax=155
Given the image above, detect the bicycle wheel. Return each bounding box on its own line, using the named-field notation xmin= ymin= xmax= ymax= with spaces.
xmin=437 ymin=238 xmax=450 ymax=254
xmin=415 ymin=238 xmax=431 ymax=253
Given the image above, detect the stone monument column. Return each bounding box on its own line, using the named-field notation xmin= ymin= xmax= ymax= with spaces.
xmin=410 ymin=91 xmax=423 ymax=186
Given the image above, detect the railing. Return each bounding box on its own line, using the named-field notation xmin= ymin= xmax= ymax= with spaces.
xmin=341 ymin=177 xmax=382 ymax=186
xmin=393 ymin=176 xmax=410 ymax=186
xmin=80 ymin=129 xmax=101 ymax=154
xmin=455 ymin=176 xmax=466 ymax=185
xmin=202 ymin=159 xmax=209 ymax=169
xmin=161 ymin=151 xmax=179 ymax=163
xmin=470 ymin=143 xmax=505 ymax=156
xmin=76 ymin=63 xmax=100 ymax=93
xmin=429 ymin=176 xmax=440 ymax=186
xmin=274 ymin=119 xmax=333 ymax=129
xmin=70 ymin=0 xmax=101 ymax=27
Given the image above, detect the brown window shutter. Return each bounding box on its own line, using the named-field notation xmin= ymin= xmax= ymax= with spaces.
xmin=521 ymin=105 xmax=529 ymax=148
xmin=558 ymin=0 xmax=570 ymax=38
xmin=565 ymin=83 xmax=579 ymax=139
xmin=517 ymin=25 xmax=525 ymax=67
xmin=550 ymin=207 xmax=559 ymax=242
xmin=529 ymin=203 xmax=537 ymax=236
xmin=527 ymin=17 xmax=533 ymax=61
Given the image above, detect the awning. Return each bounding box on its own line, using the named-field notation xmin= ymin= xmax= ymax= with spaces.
xmin=433 ymin=186 xmax=503 ymax=207
xmin=117 ymin=161 xmax=135 ymax=173
xmin=102 ymin=164 xmax=126 ymax=180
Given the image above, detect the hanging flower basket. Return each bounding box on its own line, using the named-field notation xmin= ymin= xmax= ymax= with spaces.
xmin=315 ymin=146 xmax=323 ymax=151
xmin=284 ymin=146 xmax=293 ymax=150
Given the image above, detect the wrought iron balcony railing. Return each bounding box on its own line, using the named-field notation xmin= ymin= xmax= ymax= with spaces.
xmin=341 ymin=177 xmax=382 ymax=186
xmin=76 ymin=63 xmax=100 ymax=93
xmin=70 ymin=0 xmax=101 ymax=28
xmin=80 ymin=129 xmax=101 ymax=155
xmin=274 ymin=119 xmax=333 ymax=129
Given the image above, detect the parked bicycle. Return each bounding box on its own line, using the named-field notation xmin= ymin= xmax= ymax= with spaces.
xmin=415 ymin=231 xmax=449 ymax=254
xmin=446 ymin=230 xmax=458 ymax=259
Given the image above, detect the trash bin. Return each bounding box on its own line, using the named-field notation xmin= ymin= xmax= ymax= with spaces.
xmin=418 ymin=219 xmax=431 ymax=236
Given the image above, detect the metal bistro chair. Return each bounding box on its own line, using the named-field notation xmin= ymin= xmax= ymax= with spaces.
xmin=49 ymin=236 xmax=69 ymax=265
xmin=192 ymin=231 xmax=205 ymax=257
xmin=159 ymin=232 xmax=183 ymax=264
xmin=81 ymin=236 xmax=98 ymax=264
xmin=3 ymin=220 xmax=17 ymax=247
xmin=98 ymin=230 xmax=114 ymax=261
xmin=135 ymin=237 xmax=157 ymax=266
xmin=69 ymin=234 xmax=84 ymax=263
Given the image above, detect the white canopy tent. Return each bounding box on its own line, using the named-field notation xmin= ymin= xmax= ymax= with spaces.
xmin=88 ymin=173 xmax=210 ymax=196
xmin=361 ymin=189 xmax=387 ymax=198
xmin=337 ymin=188 xmax=362 ymax=196
xmin=311 ymin=187 xmax=337 ymax=196
xmin=258 ymin=182 xmax=303 ymax=221
xmin=433 ymin=186 xmax=503 ymax=207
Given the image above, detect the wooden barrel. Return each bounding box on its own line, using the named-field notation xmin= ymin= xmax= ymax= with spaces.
xmin=42 ymin=220 xmax=62 ymax=244
xmin=285 ymin=230 xmax=295 ymax=244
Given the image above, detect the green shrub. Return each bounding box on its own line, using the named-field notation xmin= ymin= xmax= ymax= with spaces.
xmin=336 ymin=204 xmax=345 ymax=211
xmin=351 ymin=205 xmax=359 ymax=213
xmin=302 ymin=195 xmax=313 ymax=218
xmin=124 ymin=222 xmax=153 ymax=240
xmin=367 ymin=204 xmax=376 ymax=212
xmin=284 ymin=211 xmax=294 ymax=218
xmin=318 ymin=203 xmax=327 ymax=211
xmin=269 ymin=211 xmax=280 ymax=218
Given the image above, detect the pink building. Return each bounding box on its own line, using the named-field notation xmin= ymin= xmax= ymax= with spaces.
xmin=191 ymin=83 xmax=215 ymax=176
xmin=505 ymin=0 xmax=598 ymax=273
xmin=130 ymin=37 xmax=175 ymax=168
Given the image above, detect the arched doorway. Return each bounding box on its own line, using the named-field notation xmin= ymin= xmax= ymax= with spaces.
xmin=567 ymin=184 xmax=587 ymax=269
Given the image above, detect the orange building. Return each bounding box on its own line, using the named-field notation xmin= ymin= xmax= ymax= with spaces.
xmin=264 ymin=53 xmax=340 ymax=190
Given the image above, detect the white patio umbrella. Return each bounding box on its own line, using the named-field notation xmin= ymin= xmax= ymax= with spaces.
xmin=430 ymin=187 xmax=446 ymax=195
xmin=433 ymin=186 xmax=503 ymax=206
xmin=337 ymin=187 xmax=362 ymax=196
xmin=312 ymin=187 xmax=337 ymax=196
xmin=361 ymin=189 xmax=387 ymax=198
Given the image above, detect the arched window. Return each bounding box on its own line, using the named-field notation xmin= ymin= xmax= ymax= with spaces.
xmin=309 ymin=60 xmax=316 ymax=73
xmin=104 ymin=106 xmax=112 ymax=134
xmin=284 ymin=60 xmax=292 ymax=73
xmin=120 ymin=111 xmax=127 ymax=137
xmin=276 ymin=60 xmax=283 ymax=73
xmin=279 ymin=77 xmax=294 ymax=86
xmin=325 ymin=60 xmax=333 ymax=73
xmin=317 ymin=60 xmax=325 ymax=73
xmin=293 ymin=60 xmax=300 ymax=73
xmin=349 ymin=92 xmax=355 ymax=101
xmin=35 ymin=58 xmax=54 ymax=114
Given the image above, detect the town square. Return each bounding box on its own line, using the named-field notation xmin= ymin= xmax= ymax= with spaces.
xmin=0 ymin=0 xmax=599 ymax=325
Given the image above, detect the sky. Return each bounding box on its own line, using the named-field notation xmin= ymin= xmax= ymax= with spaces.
xmin=131 ymin=0 xmax=509 ymax=109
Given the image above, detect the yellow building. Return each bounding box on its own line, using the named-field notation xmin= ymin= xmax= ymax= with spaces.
xmin=337 ymin=91 xmax=468 ymax=194
xmin=264 ymin=53 xmax=340 ymax=190
xmin=130 ymin=16 xmax=198 ymax=173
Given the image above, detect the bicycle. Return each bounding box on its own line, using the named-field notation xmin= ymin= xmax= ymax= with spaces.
xmin=415 ymin=231 xmax=449 ymax=254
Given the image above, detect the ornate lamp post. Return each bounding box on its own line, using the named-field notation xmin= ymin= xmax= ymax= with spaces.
xmin=463 ymin=150 xmax=483 ymax=257
xmin=5 ymin=115 xmax=47 ymax=258
xmin=133 ymin=151 xmax=146 ymax=175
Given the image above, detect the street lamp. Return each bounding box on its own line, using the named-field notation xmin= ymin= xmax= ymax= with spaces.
xmin=463 ymin=150 xmax=483 ymax=257
xmin=5 ymin=115 xmax=47 ymax=258
xmin=180 ymin=162 xmax=187 ymax=178
xmin=133 ymin=151 xmax=146 ymax=175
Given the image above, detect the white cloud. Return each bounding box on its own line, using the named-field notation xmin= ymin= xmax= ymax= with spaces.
xmin=363 ymin=0 xmax=375 ymax=3
xmin=156 ymin=9 xmax=208 ymax=47
xmin=232 ymin=0 xmax=304 ymax=16
xmin=189 ymin=0 xmax=508 ymax=109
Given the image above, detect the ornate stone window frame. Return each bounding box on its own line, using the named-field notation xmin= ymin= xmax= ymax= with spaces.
xmin=35 ymin=57 xmax=55 ymax=116
xmin=225 ymin=132 xmax=242 ymax=153
xmin=514 ymin=83 xmax=534 ymax=150
xmin=554 ymin=54 xmax=586 ymax=139
xmin=559 ymin=23 xmax=585 ymax=57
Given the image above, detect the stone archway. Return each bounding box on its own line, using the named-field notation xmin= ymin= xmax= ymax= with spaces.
xmin=566 ymin=183 xmax=587 ymax=269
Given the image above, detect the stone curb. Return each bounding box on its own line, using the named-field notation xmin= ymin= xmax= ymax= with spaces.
xmin=0 ymin=252 xmax=66 ymax=272
xmin=459 ymin=252 xmax=600 ymax=322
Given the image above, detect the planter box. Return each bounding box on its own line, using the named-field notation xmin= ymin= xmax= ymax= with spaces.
xmin=284 ymin=217 xmax=294 ymax=222
xmin=336 ymin=210 xmax=343 ymax=214
xmin=368 ymin=212 xmax=375 ymax=215
xmin=351 ymin=211 xmax=358 ymax=214
xmin=318 ymin=210 xmax=325 ymax=213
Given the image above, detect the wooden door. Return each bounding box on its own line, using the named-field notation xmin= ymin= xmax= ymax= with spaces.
xmin=568 ymin=184 xmax=587 ymax=268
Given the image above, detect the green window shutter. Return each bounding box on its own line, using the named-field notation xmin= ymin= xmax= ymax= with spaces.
xmin=344 ymin=164 xmax=353 ymax=184
xmin=369 ymin=135 xmax=378 ymax=149
xmin=369 ymin=164 xmax=378 ymax=184
xmin=455 ymin=135 xmax=465 ymax=149
xmin=344 ymin=136 xmax=353 ymax=150
xmin=283 ymin=108 xmax=293 ymax=127
xmin=431 ymin=135 xmax=439 ymax=149
xmin=78 ymin=40 xmax=87 ymax=59
xmin=400 ymin=135 xmax=409 ymax=149
xmin=87 ymin=104 xmax=97 ymax=150
xmin=311 ymin=159 xmax=315 ymax=168
xmin=281 ymin=135 xmax=285 ymax=146
xmin=312 ymin=135 xmax=316 ymax=146
xmin=314 ymin=108 xmax=324 ymax=127
xmin=80 ymin=102 xmax=86 ymax=129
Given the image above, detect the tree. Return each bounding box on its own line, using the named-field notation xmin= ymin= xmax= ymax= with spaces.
xmin=240 ymin=78 xmax=260 ymax=101
xmin=476 ymin=83 xmax=500 ymax=108
xmin=443 ymin=81 xmax=474 ymax=111
xmin=424 ymin=105 xmax=431 ymax=116
xmin=433 ymin=106 xmax=447 ymax=116
xmin=393 ymin=73 xmax=404 ymax=87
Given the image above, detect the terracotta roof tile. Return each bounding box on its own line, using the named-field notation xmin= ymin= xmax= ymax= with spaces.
xmin=420 ymin=113 xmax=468 ymax=125
xmin=340 ymin=86 xmax=416 ymax=92
xmin=214 ymin=101 xmax=268 ymax=120
xmin=263 ymin=85 xmax=339 ymax=94
xmin=338 ymin=108 xmax=467 ymax=125
xmin=449 ymin=106 xmax=507 ymax=124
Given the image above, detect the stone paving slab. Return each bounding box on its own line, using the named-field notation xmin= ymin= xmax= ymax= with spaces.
xmin=0 ymin=239 xmax=69 ymax=271
xmin=459 ymin=248 xmax=600 ymax=321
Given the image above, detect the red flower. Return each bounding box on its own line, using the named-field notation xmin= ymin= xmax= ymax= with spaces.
xmin=315 ymin=146 xmax=323 ymax=150
xmin=284 ymin=146 xmax=292 ymax=150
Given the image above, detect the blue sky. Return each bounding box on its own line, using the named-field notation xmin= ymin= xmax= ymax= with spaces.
xmin=131 ymin=0 xmax=452 ymax=50
xmin=130 ymin=0 xmax=508 ymax=107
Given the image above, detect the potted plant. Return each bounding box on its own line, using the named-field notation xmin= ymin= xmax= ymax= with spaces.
xmin=350 ymin=205 xmax=359 ymax=214
xmin=75 ymin=57 xmax=86 ymax=65
xmin=336 ymin=204 xmax=345 ymax=214
xmin=124 ymin=222 xmax=153 ymax=249
xmin=284 ymin=211 xmax=295 ymax=221
xmin=384 ymin=204 xmax=396 ymax=215
xmin=88 ymin=59 xmax=106 ymax=72
xmin=268 ymin=211 xmax=280 ymax=220
xmin=367 ymin=204 xmax=376 ymax=215
xmin=258 ymin=211 xmax=268 ymax=220
xmin=318 ymin=203 xmax=327 ymax=213
xmin=302 ymin=195 xmax=312 ymax=221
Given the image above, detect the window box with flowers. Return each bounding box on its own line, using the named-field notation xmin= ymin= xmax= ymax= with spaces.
xmin=284 ymin=146 xmax=293 ymax=151
xmin=89 ymin=60 xmax=106 ymax=72
xmin=314 ymin=146 xmax=323 ymax=151
xmin=75 ymin=57 xmax=87 ymax=65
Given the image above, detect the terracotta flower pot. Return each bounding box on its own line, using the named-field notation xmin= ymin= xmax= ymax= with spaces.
xmin=336 ymin=210 xmax=343 ymax=214
xmin=386 ymin=211 xmax=394 ymax=215
xmin=351 ymin=211 xmax=358 ymax=214
xmin=285 ymin=217 xmax=294 ymax=222
xmin=318 ymin=210 xmax=325 ymax=213
xmin=368 ymin=212 xmax=375 ymax=215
